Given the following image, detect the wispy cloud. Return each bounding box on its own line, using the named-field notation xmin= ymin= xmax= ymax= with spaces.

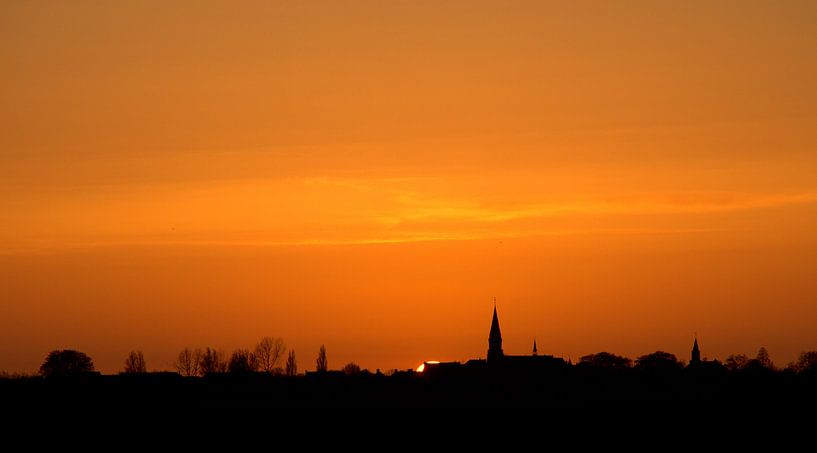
xmin=374 ymin=188 xmax=817 ymax=226
xmin=2 ymin=173 xmax=817 ymax=254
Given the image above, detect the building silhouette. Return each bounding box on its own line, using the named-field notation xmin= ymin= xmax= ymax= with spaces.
xmin=686 ymin=335 xmax=725 ymax=372
xmin=488 ymin=304 xmax=503 ymax=363
xmin=485 ymin=304 xmax=566 ymax=369
xmin=691 ymin=336 xmax=701 ymax=366
xmin=422 ymin=302 xmax=726 ymax=377
xmin=422 ymin=302 xmax=566 ymax=376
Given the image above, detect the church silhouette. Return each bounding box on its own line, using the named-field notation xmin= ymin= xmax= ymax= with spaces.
xmin=421 ymin=302 xmax=568 ymax=376
xmin=422 ymin=301 xmax=709 ymax=376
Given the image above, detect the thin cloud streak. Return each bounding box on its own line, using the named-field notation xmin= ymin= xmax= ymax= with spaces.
xmin=374 ymin=190 xmax=817 ymax=226
xmin=2 ymin=173 xmax=816 ymax=254
xmin=0 ymin=227 xmax=724 ymax=255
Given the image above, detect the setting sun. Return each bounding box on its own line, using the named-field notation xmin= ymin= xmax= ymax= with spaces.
xmin=416 ymin=361 xmax=440 ymax=373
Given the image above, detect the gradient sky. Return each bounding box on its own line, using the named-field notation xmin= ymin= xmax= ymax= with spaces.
xmin=2 ymin=0 xmax=817 ymax=373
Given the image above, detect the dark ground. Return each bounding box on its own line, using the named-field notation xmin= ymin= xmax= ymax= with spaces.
xmin=3 ymin=366 xmax=816 ymax=412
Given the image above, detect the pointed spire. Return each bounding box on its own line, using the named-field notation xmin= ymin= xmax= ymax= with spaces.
xmin=691 ymin=333 xmax=701 ymax=365
xmin=488 ymin=299 xmax=503 ymax=363
xmin=489 ymin=304 xmax=502 ymax=341
xmin=533 ymin=338 xmax=538 ymax=356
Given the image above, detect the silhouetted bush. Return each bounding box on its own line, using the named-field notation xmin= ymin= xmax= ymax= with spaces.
xmin=0 ymin=370 xmax=35 ymax=379
xmin=577 ymin=352 xmax=632 ymax=370
xmin=40 ymin=350 xmax=95 ymax=377
xmin=725 ymin=354 xmax=749 ymax=371
xmin=342 ymin=362 xmax=362 ymax=375
xmin=635 ymin=351 xmax=682 ymax=370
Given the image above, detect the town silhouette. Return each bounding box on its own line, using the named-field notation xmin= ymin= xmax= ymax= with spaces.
xmin=3 ymin=303 xmax=817 ymax=410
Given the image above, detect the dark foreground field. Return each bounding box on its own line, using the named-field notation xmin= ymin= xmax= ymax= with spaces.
xmin=4 ymin=366 xmax=817 ymax=411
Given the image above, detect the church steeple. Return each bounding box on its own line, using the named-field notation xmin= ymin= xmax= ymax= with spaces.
xmin=691 ymin=335 xmax=701 ymax=365
xmin=488 ymin=299 xmax=503 ymax=363
xmin=532 ymin=338 xmax=538 ymax=356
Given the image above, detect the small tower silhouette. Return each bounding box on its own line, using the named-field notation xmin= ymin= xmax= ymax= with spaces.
xmin=488 ymin=299 xmax=504 ymax=364
xmin=532 ymin=338 xmax=538 ymax=356
xmin=691 ymin=335 xmax=701 ymax=365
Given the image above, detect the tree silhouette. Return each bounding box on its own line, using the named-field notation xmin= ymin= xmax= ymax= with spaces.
xmin=794 ymin=351 xmax=817 ymax=374
xmin=577 ymin=352 xmax=632 ymax=370
xmin=316 ymin=344 xmax=328 ymax=372
xmin=228 ymin=349 xmax=258 ymax=374
xmin=254 ymin=337 xmax=286 ymax=374
xmin=725 ymin=354 xmax=749 ymax=372
xmin=40 ymin=350 xmax=95 ymax=377
xmin=635 ymin=351 xmax=682 ymax=370
xmin=755 ymin=347 xmax=774 ymax=370
xmin=342 ymin=362 xmax=361 ymax=375
xmin=123 ymin=350 xmax=147 ymax=374
xmin=175 ymin=347 xmax=202 ymax=377
xmin=199 ymin=347 xmax=227 ymax=375
xmin=285 ymin=350 xmax=298 ymax=376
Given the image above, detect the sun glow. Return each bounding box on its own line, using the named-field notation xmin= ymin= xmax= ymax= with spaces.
xmin=416 ymin=361 xmax=440 ymax=373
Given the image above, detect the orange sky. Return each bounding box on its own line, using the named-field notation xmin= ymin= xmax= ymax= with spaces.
xmin=2 ymin=1 xmax=817 ymax=373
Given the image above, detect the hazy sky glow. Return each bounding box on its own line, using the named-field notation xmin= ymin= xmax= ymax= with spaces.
xmin=2 ymin=1 xmax=817 ymax=373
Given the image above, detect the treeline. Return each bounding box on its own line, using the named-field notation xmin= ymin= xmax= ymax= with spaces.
xmin=173 ymin=337 xmax=289 ymax=376
xmin=7 ymin=343 xmax=817 ymax=379
xmin=6 ymin=344 xmax=817 ymax=410
xmin=26 ymin=337 xmax=364 ymax=378
xmin=575 ymin=347 xmax=817 ymax=374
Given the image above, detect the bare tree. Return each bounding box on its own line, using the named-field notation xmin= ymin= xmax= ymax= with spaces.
xmin=316 ymin=344 xmax=328 ymax=372
xmin=175 ymin=347 xmax=202 ymax=377
xmin=285 ymin=350 xmax=298 ymax=376
xmin=254 ymin=337 xmax=286 ymax=373
xmin=199 ymin=347 xmax=227 ymax=375
xmin=123 ymin=350 xmax=147 ymax=374
xmin=228 ymin=349 xmax=258 ymax=373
